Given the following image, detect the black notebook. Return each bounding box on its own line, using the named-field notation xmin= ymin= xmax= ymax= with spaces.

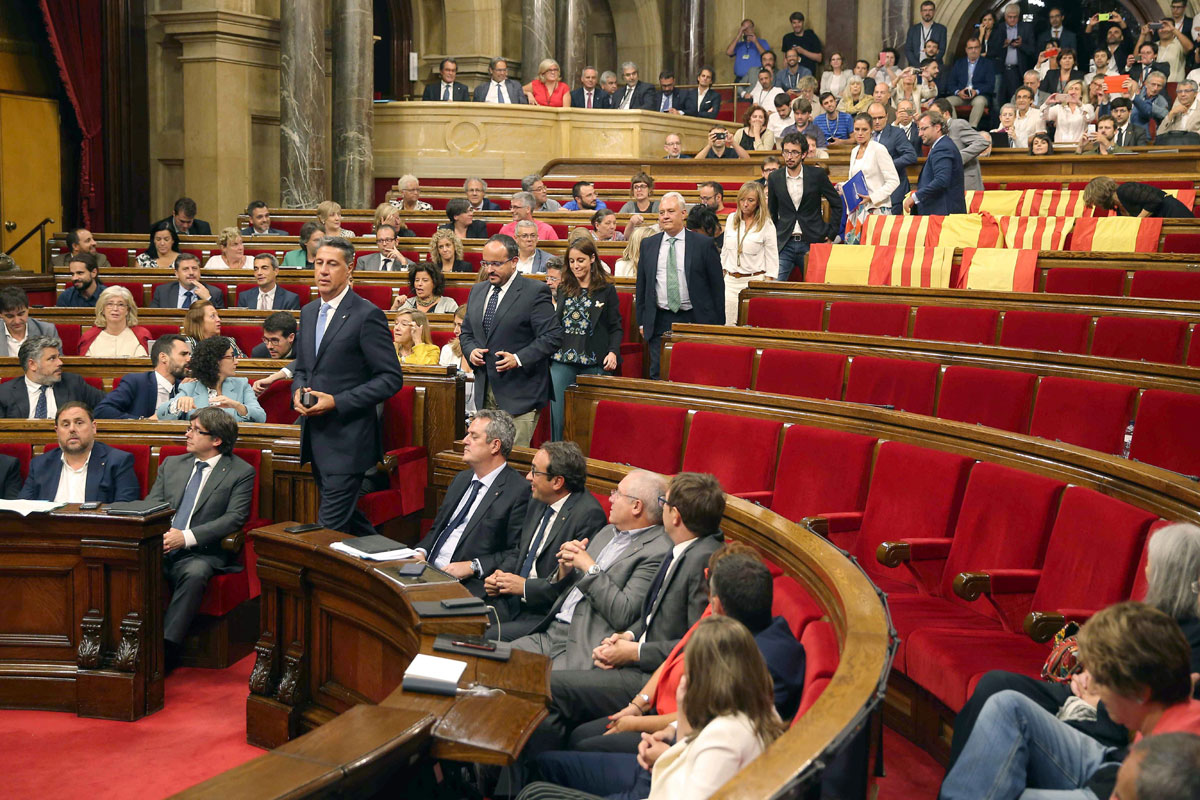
xmin=340 ymin=534 xmax=407 ymax=554
xmin=412 ymin=599 xmax=488 ymax=617
xmin=105 ymin=500 xmax=172 ymax=517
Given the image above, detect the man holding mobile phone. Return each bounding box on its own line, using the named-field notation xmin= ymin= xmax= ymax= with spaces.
xmin=725 ymin=18 xmax=768 ymax=82
xmin=995 ymin=3 xmax=1036 ymax=102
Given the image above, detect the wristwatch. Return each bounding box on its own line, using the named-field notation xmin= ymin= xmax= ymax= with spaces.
xmin=586 ymin=564 xmax=602 ymax=576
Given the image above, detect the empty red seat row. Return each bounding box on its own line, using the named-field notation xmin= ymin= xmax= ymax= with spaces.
xmin=1044 ymin=268 xmax=1200 ymax=301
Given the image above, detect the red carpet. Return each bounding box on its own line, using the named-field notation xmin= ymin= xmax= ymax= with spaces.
xmin=877 ymin=725 xmax=945 ymax=799
xmin=0 ymin=655 xmax=263 ymax=799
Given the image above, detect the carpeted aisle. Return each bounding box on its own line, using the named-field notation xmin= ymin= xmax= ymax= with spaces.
xmin=876 ymin=725 xmax=945 ymax=799
xmin=0 ymin=654 xmax=263 ymax=800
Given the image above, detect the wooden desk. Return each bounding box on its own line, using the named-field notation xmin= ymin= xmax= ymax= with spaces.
xmin=0 ymin=504 xmax=170 ymax=721
xmin=246 ymin=523 xmax=550 ymax=761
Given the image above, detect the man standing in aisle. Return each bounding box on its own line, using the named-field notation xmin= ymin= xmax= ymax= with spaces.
xmin=767 ymin=132 xmax=842 ymax=282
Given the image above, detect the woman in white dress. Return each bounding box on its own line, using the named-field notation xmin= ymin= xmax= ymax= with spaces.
xmin=846 ymin=113 xmax=900 ymax=215
xmin=81 ymin=286 xmax=149 ymax=358
xmin=720 ymin=182 xmax=778 ymax=325
xmin=203 ymin=227 xmax=247 ymax=270
xmin=820 ymin=52 xmax=849 ymax=97
xmin=1043 ymin=79 xmax=1095 ymax=145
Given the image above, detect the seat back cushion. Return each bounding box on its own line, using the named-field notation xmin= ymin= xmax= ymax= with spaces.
xmin=998 ymin=310 xmax=1091 ymax=355
xmin=771 ymin=426 xmax=877 ymax=523
xmin=754 ymin=349 xmax=846 ymax=400
xmin=844 ymin=356 xmax=939 ymax=415
xmin=1043 ymin=268 xmax=1125 ymax=296
xmin=827 ymin=301 xmax=909 ymax=337
xmin=1029 ymin=376 xmax=1136 ymax=455
xmin=667 ymin=342 xmax=754 ymax=389
xmin=681 ymin=412 xmax=782 ymax=496
xmin=1090 ymin=316 xmax=1188 ymax=365
xmin=936 ymin=366 xmax=1036 ymax=433
xmin=1129 ymin=270 xmax=1200 ymax=302
xmin=912 ymin=306 xmax=999 ymax=345
xmin=744 ymin=297 xmax=824 ymax=330
xmin=1129 ymin=390 xmax=1200 ymax=477
xmin=589 ymin=400 xmax=687 ymax=475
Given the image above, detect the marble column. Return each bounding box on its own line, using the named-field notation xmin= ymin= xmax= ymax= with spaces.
xmin=680 ymin=0 xmax=706 ymax=80
xmin=557 ymin=0 xmax=587 ymax=85
xmin=280 ymin=0 xmax=326 ymax=208
xmin=333 ymin=0 xmax=374 ymax=209
xmin=522 ymin=0 xmax=555 ymax=81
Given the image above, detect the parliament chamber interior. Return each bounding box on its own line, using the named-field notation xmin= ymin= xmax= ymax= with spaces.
xmin=6 ymin=0 xmax=1200 ymax=798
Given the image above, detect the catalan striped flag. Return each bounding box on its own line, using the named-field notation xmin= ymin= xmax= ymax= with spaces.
xmin=1068 ymin=217 xmax=1163 ymax=252
xmin=956 ymin=248 xmax=1040 ymax=292
xmin=999 ymin=216 xmax=1075 ymax=251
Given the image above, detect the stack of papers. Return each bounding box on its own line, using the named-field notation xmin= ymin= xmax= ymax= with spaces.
xmin=0 ymin=500 xmax=65 ymax=517
xmin=402 ymin=653 xmax=467 ymax=696
xmin=330 ymin=540 xmax=419 ymax=561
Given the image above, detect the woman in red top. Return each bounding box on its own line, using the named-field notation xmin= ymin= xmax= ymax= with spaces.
xmin=525 ymin=59 xmax=572 ymax=107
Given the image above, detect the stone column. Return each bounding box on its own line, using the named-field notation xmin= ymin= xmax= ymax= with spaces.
xmin=557 ymin=0 xmax=587 ymax=85
xmin=280 ymin=0 xmax=326 ymax=208
xmin=680 ymin=0 xmax=705 ymax=80
xmin=333 ymin=0 xmax=373 ymax=209
xmin=522 ymin=0 xmax=555 ymax=81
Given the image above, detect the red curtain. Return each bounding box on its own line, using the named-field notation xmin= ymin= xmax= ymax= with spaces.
xmin=38 ymin=0 xmax=105 ymax=230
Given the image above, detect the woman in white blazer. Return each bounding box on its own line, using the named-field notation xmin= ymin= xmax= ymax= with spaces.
xmin=720 ymin=182 xmax=778 ymax=325
xmin=846 ymin=113 xmax=900 ymax=215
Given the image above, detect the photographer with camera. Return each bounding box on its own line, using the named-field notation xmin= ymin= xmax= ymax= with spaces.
xmin=726 ymin=19 xmax=769 ymax=83
xmin=694 ymin=126 xmax=751 ymax=160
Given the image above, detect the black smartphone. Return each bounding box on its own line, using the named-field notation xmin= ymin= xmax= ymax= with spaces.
xmin=80 ymin=502 xmax=101 ymax=510
xmin=440 ymin=596 xmax=484 ymax=610
xmin=396 ymin=562 xmax=425 ymax=577
xmin=300 ymin=392 xmax=317 ymax=408
xmin=284 ymin=522 xmax=323 ymax=533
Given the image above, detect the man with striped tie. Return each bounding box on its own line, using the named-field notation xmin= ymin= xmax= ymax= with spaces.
xmin=0 ymin=336 xmax=106 ymax=419
xmin=484 ymin=441 xmax=607 ymax=639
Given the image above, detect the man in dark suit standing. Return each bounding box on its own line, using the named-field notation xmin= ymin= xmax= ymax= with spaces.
xmin=150 ymin=254 xmax=225 ymax=309
xmin=869 ymin=102 xmax=918 ymax=214
xmin=1036 ymin=7 xmax=1078 ymax=52
xmin=147 ymin=407 xmax=254 ymax=669
xmin=766 ymin=132 xmax=842 ymax=282
xmin=20 ymin=402 xmax=141 ymax=503
xmin=484 ymin=441 xmax=607 ymax=638
xmin=152 ymin=196 xmax=212 ymax=237
xmin=236 ymin=254 xmax=301 ymax=310
xmin=651 ymin=70 xmax=686 ymax=114
xmin=570 ymin=67 xmax=612 ymax=109
xmin=635 ymin=193 xmax=724 ymax=380
xmin=421 ymin=58 xmax=471 ymax=101
xmin=613 ymin=62 xmax=655 ymax=110
xmin=0 ymin=336 xmax=106 ymax=419
xmin=95 ymin=335 xmax=191 ymax=420
xmin=472 ymin=57 xmax=527 ymax=103
xmin=904 ymin=110 xmax=967 ymax=215
xmin=414 ymin=409 xmax=528 ymax=596
xmin=291 ymin=236 xmax=405 ymax=535
xmin=905 ymin=1 xmax=948 ymax=67
xmin=992 ymin=3 xmax=1037 ymax=103
xmin=459 ymin=234 xmax=562 ymax=447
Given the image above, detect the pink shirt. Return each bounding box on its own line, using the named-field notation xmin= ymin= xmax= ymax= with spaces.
xmin=499 ymin=220 xmax=560 ymax=240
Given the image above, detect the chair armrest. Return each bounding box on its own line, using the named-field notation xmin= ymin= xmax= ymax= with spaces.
xmin=734 ymin=490 xmax=773 ymax=505
xmin=877 ymin=537 xmax=953 ymax=567
xmin=876 ymin=541 xmax=910 ymax=567
xmin=954 ymin=569 xmax=1042 ymax=602
xmin=221 ymin=529 xmax=245 ymax=552
xmin=1023 ymin=608 xmax=1099 ymax=643
xmin=802 ymin=511 xmax=863 ymax=538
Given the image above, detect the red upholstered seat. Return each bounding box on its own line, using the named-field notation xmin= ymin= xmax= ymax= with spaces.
xmin=681 ymin=412 xmax=781 ymax=500
xmin=827 ymin=302 xmax=909 ymax=337
xmin=222 ymin=325 xmax=261 ymax=356
xmin=667 ymin=342 xmax=754 ymax=389
xmin=257 ymin=379 xmax=296 ymax=425
xmin=835 ymin=442 xmax=974 ymax=590
xmin=1129 ymin=390 xmax=1200 ymax=477
xmin=744 ymin=297 xmax=823 ymax=330
xmin=1130 ymin=521 xmax=1168 ymax=601
xmin=83 ymin=377 xmax=104 ymax=392
xmin=358 ymin=387 xmax=428 ymax=525
xmin=589 ymin=400 xmax=686 ymax=474
xmin=0 ymin=443 xmax=32 ymax=479
xmin=442 ymin=285 xmax=472 ymax=305
xmin=912 ymin=306 xmax=999 ymax=345
xmin=53 ymin=324 xmax=82 ymax=357
xmin=844 ymin=356 xmax=939 ymax=415
xmin=936 ymin=366 xmax=1036 ymax=433
xmin=801 ymin=621 xmax=838 ymax=681
xmin=769 ymin=426 xmax=876 ymax=524
xmin=999 ymin=310 xmax=1090 ymax=354
xmin=1129 ymin=270 xmax=1200 ymax=301
xmin=353 ymin=284 xmax=394 ymax=310
xmin=233 ymin=282 xmax=313 ymax=305
xmin=1090 ymin=316 xmax=1188 ymax=364
xmin=1043 ymin=268 xmax=1125 ymax=296
xmin=754 ymin=349 xmax=846 ymax=400
xmin=142 ymin=323 xmax=182 ymax=344
xmin=796 ymin=677 xmax=832 ymax=720
xmin=1162 ymin=233 xmax=1200 ymax=253
xmin=886 ymin=463 xmax=1065 ymax=670
xmin=1028 ymin=376 xmax=1135 ymax=454
xmin=430 ymin=330 xmax=454 ymax=348
xmin=773 ymin=575 xmax=825 ymax=638
xmin=904 ymin=627 xmax=1050 ymax=711
xmin=108 ymin=443 xmax=151 ymax=495
xmin=106 ymin=280 xmax=150 ymax=306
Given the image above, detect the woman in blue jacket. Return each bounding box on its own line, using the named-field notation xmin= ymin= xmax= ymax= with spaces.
xmin=157 ymin=335 xmax=266 ymax=422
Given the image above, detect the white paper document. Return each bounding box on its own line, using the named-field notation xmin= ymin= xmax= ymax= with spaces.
xmin=329 ymin=541 xmax=419 ymax=561
xmin=0 ymin=500 xmax=66 ymax=517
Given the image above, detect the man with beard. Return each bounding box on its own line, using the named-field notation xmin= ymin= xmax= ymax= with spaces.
xmin=0 ymin=336 xmax=105 ymax=418
xmin=56 ymin=253 xmax=107 ymax=308
xmin=95 ymin=335 xmax=192 ymax=420
xmin=19 ymin=402 xmax=140 ymax=502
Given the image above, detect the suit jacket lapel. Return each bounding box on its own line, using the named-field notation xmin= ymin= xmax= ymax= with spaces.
xmin=191 ymin=456 xmax=231 ymax=517
xmin=313 ymin=292 xmax=354 ymax=365
xmin=84 ymin=444 xmax=106 ymax=501
xmin=456 ymin=469 xmax=510 ymax=555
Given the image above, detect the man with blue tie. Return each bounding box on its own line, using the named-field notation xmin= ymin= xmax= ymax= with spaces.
xmin=904 ymin=110 xmax=967 ymax=216
xmin=147 ymin=407 xmax=255 ymax=670
xmin=95 ymin=335 xmax=192 ymax=419
xmin=868 ymin=102 xmax=918 ymax=214
xmin=19 ymin=402 xmax=141 ymax=503
xmin=149 ymin=253 xmax=225 ymax=308
xmin=420 ymin=58 xmax=470 ymax=102
xmin=414 ymin=410 xmax=530 ymax=597
xmin=948 ymin=37 xmax=996 ymax=128
xmin=651 ymin=71 xmax=685 ymax=115
xmin=484 ymin=441 xmax=607 ymax=639
xmin=472 ymin=57 xmax=528 ymax=104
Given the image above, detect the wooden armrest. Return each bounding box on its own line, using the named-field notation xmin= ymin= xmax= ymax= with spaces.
xmin=876 ymin=541 xmax=910 ymax=568
xmin=803 ymin=516 xmax=829 ymax=537
xmin=954 ymin=569 xmax=1041 ymax=602
xmin=953 ymin=571 xmax=992 ymax=602
xmin=1023 ymin=611 xmax=1067 ymax=643
xmin=221 ymin=529 xmax=245 ymax=552
xmin=802 ymin=512 xmax=863 ymax=538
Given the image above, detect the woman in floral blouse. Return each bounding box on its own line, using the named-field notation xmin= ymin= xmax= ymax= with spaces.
xmin=549 ymin=238 xmax=623 ymax=440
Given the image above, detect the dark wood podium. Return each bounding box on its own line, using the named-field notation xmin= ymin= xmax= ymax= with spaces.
xmin=0 ymin=504 xmax=170 ymax=721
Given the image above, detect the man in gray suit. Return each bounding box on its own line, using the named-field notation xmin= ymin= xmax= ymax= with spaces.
xmin=932 ymin=98 xmax=990 ymax=191
xmin=147 ymin=407 xmax=254 ymax=670
xmin=473 ymin=57 xmax=528 ymax=104
xmin=0 ymin=287 xmax=56 ymax=357
xmin=509 ymin=469 xmax=670 ymax=668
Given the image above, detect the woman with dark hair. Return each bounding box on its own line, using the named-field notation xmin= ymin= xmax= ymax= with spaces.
xmin=1083 ymin=176 xmax=1194 ymax=218
xmin=392 ymin=263 xmax=459 ymax=313
xmin=590 ymin=209 xmax=626 ymax=242
xmin=1040 ymin=48 xmax=1083 ymax=95
xmin=137 ymin=222 xmax=181 ymax=269
xmin=1029 ymin=132 xmax=1054 ymax=155
xmin=548 ymin=238 xmax=622 ymax=440
xmin=157 ymin=335 xmax=264 ymax=422
xmin=733 ymin=105 xmax=776 ymax=151
xmin=440 ymin=198 xmax=488 ymax=240
xmin=618 ymin=172 xmax=658 ymax=215
xmin=181 ymin=300 xmax=245 ymax=357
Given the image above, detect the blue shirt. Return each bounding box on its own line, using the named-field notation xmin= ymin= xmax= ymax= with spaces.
xmin=562 ymin=199 xmax=608 ymax=212
xmin=732 ymin=38 xmax=770 ymax=79
xmin=814 ymin=112 xmax=853 ymax=142
xmin=55 ymin=281 xmax=107 ymax=308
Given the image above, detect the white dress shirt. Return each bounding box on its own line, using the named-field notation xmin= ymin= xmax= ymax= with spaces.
xmin=785 ymin=167 xmax=805 ymax=235
xmin=25 ymin=377 xmax=56 ymax=420
xmin=180 ymin=454 xmax=223 ymax=548
xmin=1012 ymin=107 xmax=1046 ymax=148
xmin=523 ymin=494 xmax=568 ymax=587
xmin=516 ymin=254 xmax=536 ymax=274
xmin=5 ymin=325 xmax=26 ymax=356
xmin=486 ymin=81 xmax=510 ymax=103
xmin=428 ymin=462 xmax=506 ymax=569
xmin=256 ymin=286 xmax=277 ymax=310
xmin=721 ymin=212 xmax=779 ymax=277
xmin=767 ymin=111 xmax=794 ymax=139
xmin=1044 ymin=102 xmax=1095 ymax=143
xmin=53 ymin=450 xmax=91 ymax=503
xmin=438 ymin=81 xmax=456 ymax=100
xmin=314 ymin=282 xmax=351 ymax=343
xmin=155 ymin=371 xmax=175 ymax=409
xmin=581 ymin=88 xmax=597 ymax=108
xmin=637 ymin=537 xmax=695 ymax=639
xmin=654 ymin=231 xmax=692 ymax=311
xmin=619 ymin=84 xmax=636 ymax=109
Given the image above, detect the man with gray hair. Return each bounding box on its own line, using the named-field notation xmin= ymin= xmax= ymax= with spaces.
xmin=414 ymin=409 xmax=530 ymax=598
xmin=614 ymin=62 xmax=654 ymax=110
xmin=1132 ymin=70 xmax=1169 ymax=132
xmin=0 ymin=336 xmax=105 ymax=419
xmin=1157 ymin=79 xmax=1200 ymax=135
xmin=500 ymin=191 xmax=560 ymax=240
xmin=392 ymin=174 xmax=432 ymax=212
xmin=570 ymin=66 xmax=611 ymax=109
xmin=464 ymin=176 xmax=501 ymax=211
xmin=473 ymin=57 xmax=527 ymax=104
xmin=599 ymin=70 xmax=618 ymax=100
xmin=996 ymin=3 xmax=1036 ymax=101
xmin=1114 ymin=732 xmax=1200 ymax=800
xmin=522 ymin=175 xmax=562 ymax=212
xmin=513 ymin=219 xmax=553 ymax=274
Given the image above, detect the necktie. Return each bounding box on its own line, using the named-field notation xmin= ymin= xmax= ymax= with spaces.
xmin=313 ymin=302 xmax=332 ymax=355
xmin=873 ymin=132 xmax=880 ymax=142
xmin=661 ymin=93 xmax=670 ymax=112
xmin=639 ymin=548 xmax=676 ymax=632
xmin=497 ymin=83 xmax=506 ymax=103
xmin=482 ymin=284 xmax=501 ymax=334
xmin=182 ymin=289 xmax=194 ymax=309
xmin=586 ymin=91 xmax=593 ymax=108
xmin=623 ymin=87 xmax=633 ymax=108
xmin=33 ymin=386 xmax=47 ymax=419
xmin=442 ymin=84 xmax=450 ymax=101
xmin=259 ymin=292 xmax=268 ymax=310
xmin=519 ymin=505 xmax=556 ymax=578
xmin=171 ymin=461 xmax=210 ymax=530
xmin=429 ymin=479 xmax=483 ymax=561
xmin=665 ymin=237 xmax=681 ymax=313
xmin=382 ymin=258 xmax=392 ymax=272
